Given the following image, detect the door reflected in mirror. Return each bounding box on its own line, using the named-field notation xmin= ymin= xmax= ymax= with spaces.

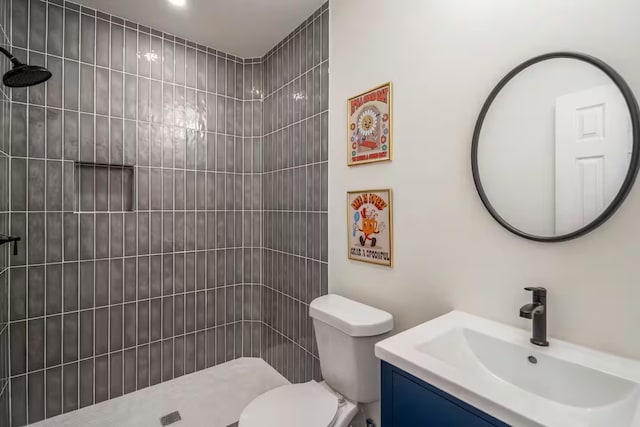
xmin=473 ymin=54 xmax=639 ymax=241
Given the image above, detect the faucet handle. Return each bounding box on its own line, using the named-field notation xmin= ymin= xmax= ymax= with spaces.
xmin=524 ymin=287 xmax=547 ymax=302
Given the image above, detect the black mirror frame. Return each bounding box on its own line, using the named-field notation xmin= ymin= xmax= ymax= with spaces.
xmin=471 ymin=52 xmax=640 ymax=243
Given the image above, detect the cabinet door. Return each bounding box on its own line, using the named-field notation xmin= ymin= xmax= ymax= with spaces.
xmin=392 ymin=373 xmax=498 ymax=427
xmin=381 ymin=362 xmax=510 ymax=427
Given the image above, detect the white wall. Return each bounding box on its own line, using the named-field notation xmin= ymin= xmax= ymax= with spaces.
xmin=328 ymin=0 xmax=640 ymax=416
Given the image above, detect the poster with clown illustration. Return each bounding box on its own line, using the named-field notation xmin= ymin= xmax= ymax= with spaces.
xmin=347 ymin=189 xmax=393 ymax=267
xmin=347 ymin=82 xmax=393 ymax=166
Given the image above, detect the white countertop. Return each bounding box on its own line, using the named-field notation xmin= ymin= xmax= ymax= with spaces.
xmin=375 ymin=311 xmax=640 ymax=427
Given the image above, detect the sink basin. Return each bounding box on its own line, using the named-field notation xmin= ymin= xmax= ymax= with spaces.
xmin=375 ymin=311 xmax=640 ymax=427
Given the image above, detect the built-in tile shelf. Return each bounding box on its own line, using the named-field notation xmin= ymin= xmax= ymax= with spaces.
xmin=74 ymin=162 xmax=135 ymax=213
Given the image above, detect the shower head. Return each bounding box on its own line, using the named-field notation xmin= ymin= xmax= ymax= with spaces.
xmin=3 ymin=63 xmax=52 ymax=88
xmin=0 ymin=46 xmax=52 ymax=88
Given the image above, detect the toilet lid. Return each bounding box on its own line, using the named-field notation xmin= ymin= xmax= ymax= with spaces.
xmin=239 ymin=381 xmax=338 ymax=427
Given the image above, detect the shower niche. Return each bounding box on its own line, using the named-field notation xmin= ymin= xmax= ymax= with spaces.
xmin=74 ymin=162 xmax=136 ymax=212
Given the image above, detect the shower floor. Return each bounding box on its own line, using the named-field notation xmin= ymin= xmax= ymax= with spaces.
xmin=29 ymin=358 xmax=289 ymax=427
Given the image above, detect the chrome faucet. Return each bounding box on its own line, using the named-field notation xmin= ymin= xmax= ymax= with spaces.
xmin=519 ymin=287 xmax=549 ymax=346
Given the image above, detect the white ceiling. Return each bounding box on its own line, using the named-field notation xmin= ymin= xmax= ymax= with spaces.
xmin=73 ymin=0 xmax=326 ymax=58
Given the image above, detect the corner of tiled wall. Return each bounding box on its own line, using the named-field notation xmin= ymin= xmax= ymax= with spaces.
xmin=260 ymin=1 xmax=329 ymax=384
xmin=0 ymin=0 xmax=12 ymax=424
xmin=240 ymin=56 xmax=264 ymax=360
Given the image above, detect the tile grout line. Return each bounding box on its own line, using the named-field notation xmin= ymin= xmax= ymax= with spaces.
xmin=25 ymin=0 xmax=31 ymax=421
xmin=6 ymin=0 xmax=12 ymax=422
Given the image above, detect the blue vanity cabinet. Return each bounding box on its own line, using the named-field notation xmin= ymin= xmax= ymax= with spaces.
xmin=381 ymin=361 xmax=510 ymax=427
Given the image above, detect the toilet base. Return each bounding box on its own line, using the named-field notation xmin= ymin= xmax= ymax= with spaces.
xmin=317 ymin=381 xmax=360 ymax=427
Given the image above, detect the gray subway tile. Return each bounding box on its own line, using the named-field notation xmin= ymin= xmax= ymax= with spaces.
xmin=79 ymin=113 xmax=94 ymax=162
xmin=28 ymin=370 xmax=45 ymax=423
xmin=94 ymin=355 xmax=109 ymax=403
xmin=110 ymin=258 xmax=123 ymax=304
xmin=46 ymin=366 xmax=63 ymax=418
xmin=63 ymin=60 xmax=79 ymax=111
xmin=151 ymin=36 xmax=163 ymax=81
xmin=96 ymin=17 xmax=110 ymax=67
xmin=125 ymin=74 xmax=137 ymax=120
xmin=138 ymin=32 xmax=151 ymax=78
xmin=125 ymin=27 xmax=138 ymax=74
xmin=10 ymin=267 xmax=26 ymax=321
xmin=137 ymin=300 xmax=149 ymax=345
xmin=137 ymin=344 xmax=149 ymax=390
xmin=111 ymin=214 xmax=124 ymax=257
xmin=27 ymin=318 xmax=44 ymax=371
xmin=29 ymin=59 xmax=47 ymax=105
xmin=78 ymin=64 xmax=93 ymax=113
xmin=63 ymin=262 xmax=79 ymax=312
xmin=28 ymin=213 xmax=45 ymax=264
xmin=123 ymin=349 xmax=136 ymax=393
xmin=110 ymin=305 xmax=123 ymax=352
xmin=64 ymin=8 xmax=80 ymax=60
xmin=79 ymin=359 xmax=94 ymax=408
xmin=63 ymin=312 xmax=78 ymax=363
xmin=64 ymin=111 xmax=79 ymax=161
xmin=94 ymin=260 xmax=109 ymax=307
xmin=111 ymin=70 xmax=124 ymax=118
xmin=10 ymin=158 xmax=26 ymax=211
xmin=28 ymin=106 xmax=45 ymax=158
xmin=29 ymin=0 xmax=46 ymax=52
xmin=123 ymin=303 xmax=136 ymax=348
xmin=96 ymin=67 xmax=109 ymax=115
xmin=79 ymin=213 xmax=94 ymax=260
xmin=10 ymin=321 xmax=27 ymax=376
xmin=63 ymin=213 xmax=78 ymax=261
xmin=62 ymin=363 xmax=79 ymax=413
xmin=12 ymin=0 xmax=28 ymax=48
xmin=46 ymin=161 xmax=63 ymax=210
xmin=47 ymin=57 xmax=63 ymax=109
xmin=45 ymin=315 xmax=62 ymax=367
xmin=149 ymin=341 xmax=161 ymax=386
xmin=79 ymin=261 xmax=94 ymax=309
xmin=80 ymin=13 xmax=96 ymax=64
xmin=110 ymin=118 xmax=124 ymax=165
xmin=111 ymin=23 xmax=124 ymax=70
xmin=11 ymin=103 xmax=27 ymax=156
xmin=124 ymin=120 xmax=137 ymax=166
xmin=110 ymin=351 xmax=123 ymax=399
xmin=27 ymin=159 xmax=45 ymax=211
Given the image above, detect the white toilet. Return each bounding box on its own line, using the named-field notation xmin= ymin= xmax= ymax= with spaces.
xmin=239 ymin=294 xmax=393 ymax=427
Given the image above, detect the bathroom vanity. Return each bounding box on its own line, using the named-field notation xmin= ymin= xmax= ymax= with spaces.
xmin=375 ymin=311 xmax=640 ymax=427
xmin=381 ymin=361 xmax=508 ymax=426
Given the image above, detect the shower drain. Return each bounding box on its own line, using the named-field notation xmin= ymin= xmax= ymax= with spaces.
xmin=160 ymin=411 xmax=182 ymax=426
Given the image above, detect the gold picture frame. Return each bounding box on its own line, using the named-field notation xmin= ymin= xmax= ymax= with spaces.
xmin=347 ymin=82 xmax=393 ymax=166
xmin=347 ymin=189 xmax=393 ymax=267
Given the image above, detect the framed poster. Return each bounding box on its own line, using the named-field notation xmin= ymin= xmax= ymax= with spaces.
xmin=347 ymin=189 xmax=393 ymax=267
xmin=347 ymin=82 xmax=393 ymax=166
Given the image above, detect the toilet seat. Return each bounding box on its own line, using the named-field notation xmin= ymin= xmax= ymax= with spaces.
xmin=239 ymin=381 xmax=339 ymax=427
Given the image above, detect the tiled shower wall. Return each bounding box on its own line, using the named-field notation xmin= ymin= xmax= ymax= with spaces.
xmin=261 ymin=3 xmax=329 ymax=384
xmin=7 ymin=0 xmax=263 ymax=425
xmin=0 ymin=0 xmax=12 ymax=424
xmin=6 ymin=0 xmax=328 ymax=425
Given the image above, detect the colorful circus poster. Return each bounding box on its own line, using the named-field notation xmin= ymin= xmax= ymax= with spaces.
xmin=347 ymin=82 xmax=393 ymax=166
xmin=347 ymin=189 xmax=393 ymax=267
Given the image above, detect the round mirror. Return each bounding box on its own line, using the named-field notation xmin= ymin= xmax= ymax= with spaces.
xmin=472 ymin=53 xmax=640 ymax=242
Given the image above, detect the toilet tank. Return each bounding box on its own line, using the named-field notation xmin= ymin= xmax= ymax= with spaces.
xmin=309 ymin=294 xmax=393 ymax=403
